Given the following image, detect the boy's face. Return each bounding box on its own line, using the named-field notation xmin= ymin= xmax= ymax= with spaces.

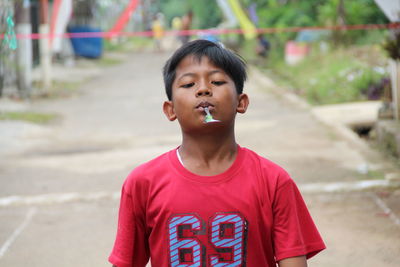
xmin=163 ymin=55 xmax=248 ymax=132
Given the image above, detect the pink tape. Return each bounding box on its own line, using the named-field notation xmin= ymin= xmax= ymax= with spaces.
xmin=1 ymin=23 xmax=399 ymax=40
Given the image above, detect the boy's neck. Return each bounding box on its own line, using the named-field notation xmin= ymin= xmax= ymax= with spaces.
xmin=178 ymin=130 xmax=238 ymax=176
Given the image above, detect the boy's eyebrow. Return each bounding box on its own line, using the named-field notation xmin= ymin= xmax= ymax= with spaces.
xmin=177 ymin=70 xmax=224 ymax=80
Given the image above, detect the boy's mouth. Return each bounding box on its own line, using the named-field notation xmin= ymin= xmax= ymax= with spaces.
xmin=196 ymin=101 xmax=214 ymax=111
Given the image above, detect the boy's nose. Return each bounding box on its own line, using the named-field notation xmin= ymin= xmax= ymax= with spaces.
xmin=196 ymin=86 xmax=212 ymax=97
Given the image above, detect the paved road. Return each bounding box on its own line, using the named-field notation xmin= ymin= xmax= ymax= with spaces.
xmin=0 ymin=51 xmax=399 ymax=266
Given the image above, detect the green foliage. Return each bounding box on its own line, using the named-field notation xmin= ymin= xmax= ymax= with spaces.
xmin=188 ymin=0 xmax=222 ymax=29
xmin=158 ymin=0 xmax=188 ymax=26
xmin=158 ymin=0 xmax=222 ymax=29
xmin=316 ymin=0 xmax=389 ymax=44
xmin=242 ymin=0 xmax=388 ymax=46
xmin=341 ymin=0 xmax=388 ymax=25
xmin=245 ymin=0 xmax=387 ymax=28
xmin=254 ymin=0 xmax=326 ymax=47
xmin=354 ymin=29 xmax=387 ymax=46
xmin=155 ymin=0 xmax=388 ymax=46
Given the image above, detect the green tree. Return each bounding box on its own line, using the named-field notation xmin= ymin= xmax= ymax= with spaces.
xmin=158 ymin=0 xmax=222 ymax=29
xmin=241 ymin=0 xmax=387 ymax=46
xmin=158 ymin=0 xmax=187 ymax=27
xmin=188 ymin=0 xmax=222 ymax=29
xmin=317 ymin=0 xmax=388 ymax=44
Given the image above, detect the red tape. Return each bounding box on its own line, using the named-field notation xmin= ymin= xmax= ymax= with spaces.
xmin=1 ymin=23 xmax=399 ymax=40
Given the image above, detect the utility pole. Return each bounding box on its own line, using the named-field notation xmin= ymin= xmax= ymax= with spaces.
xmin=374 ymin=0 xmax=400 ymax=120
xmin=39 ymin=0 xmax=51 ymax=90
xmin=332 ymin=0 xmax=347 ymax=46
xmin=15 ymin=0 xmax=32 ymax=98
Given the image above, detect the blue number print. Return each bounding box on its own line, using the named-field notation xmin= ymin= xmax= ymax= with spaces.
xmin=209 ymin=213 xmax=247 ymax=266
xmin=168 ymin=214 xmax=203 ymax=267
xmin=168 ymin=213 xmax=247 ymax=266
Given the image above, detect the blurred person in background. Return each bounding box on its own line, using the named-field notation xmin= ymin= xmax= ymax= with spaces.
xmin=180 ymin=10 xmax=193 ymax=45
xmin=171 ymin=16 xmax=183 ymax=47
xmin=256 ymin=33 xmax=270 ymax=59
xmin=152 ymin=13 xmax=165 ymax=51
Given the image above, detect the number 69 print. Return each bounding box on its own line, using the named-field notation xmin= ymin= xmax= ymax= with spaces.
xmin=168 ymin=212 xmax=248 ymax=267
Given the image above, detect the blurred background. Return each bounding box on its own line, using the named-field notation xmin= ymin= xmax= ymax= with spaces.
xmin=1 ymin=1 xmax=400 ymax=128
xmin=1 ymin=0 xmax=400 ymax=266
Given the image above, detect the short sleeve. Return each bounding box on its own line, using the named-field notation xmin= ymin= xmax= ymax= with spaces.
xmin=108 ymin=178 xmax=150 ymax=267
xmin=272 ymin=175 xmax=326 ymax=262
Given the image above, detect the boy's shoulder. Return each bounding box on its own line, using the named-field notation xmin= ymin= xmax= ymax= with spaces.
xmin=124 ymin=149 xmax=174 ymax=184
xmin=243 ymin=147 xmax=293 ymax=184
xmin=243 ymin=147 xmax=288 ymax=173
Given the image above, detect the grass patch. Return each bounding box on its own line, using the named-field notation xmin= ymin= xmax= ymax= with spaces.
xmin=32 ymin=80 xmax=81 ymax=98
xmin=97 ymin=57 xmax=123 ymax=67
xmin=365 ymin=169 xmax=385 ymax=180
xmin=0 ymin=111 xmax=58 ymax=124
xmin=258 ymin=44 xmax=388 ymax=105
xmin=103 ymin=37 xmax=153 ymax=52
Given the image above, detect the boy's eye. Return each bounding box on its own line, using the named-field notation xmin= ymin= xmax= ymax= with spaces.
xmin=181 ymin=82 xmax=194 ymax=88
xmin=212 ymin=81 xmax=226 ymax=86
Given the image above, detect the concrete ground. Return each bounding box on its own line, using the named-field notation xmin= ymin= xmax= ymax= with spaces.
xmin=0 ymin=49 xmax=399 ymax=267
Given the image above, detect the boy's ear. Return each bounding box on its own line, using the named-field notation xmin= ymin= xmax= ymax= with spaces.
xmin=163 ymin=101 xmax=177 ymax=121
xmin=236 ymin=93 xmax=249 ymax=114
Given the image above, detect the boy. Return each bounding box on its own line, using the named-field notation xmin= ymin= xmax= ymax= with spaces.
xmin=109 ymin=40 xmax=325 ymax=267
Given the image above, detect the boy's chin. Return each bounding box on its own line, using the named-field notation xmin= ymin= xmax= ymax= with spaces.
xmin=183 ymin=120 xmax=227 ymax=133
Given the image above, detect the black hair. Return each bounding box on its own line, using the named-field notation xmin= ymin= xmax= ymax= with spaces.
xmin=163 ymin=39 xmax=247 ymax=100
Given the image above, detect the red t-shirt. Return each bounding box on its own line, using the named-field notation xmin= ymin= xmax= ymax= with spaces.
xmin=109 ymin=146 xmax=325 ymax=267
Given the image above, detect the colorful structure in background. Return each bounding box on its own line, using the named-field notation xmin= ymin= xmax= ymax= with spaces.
xmin=3 ymin=13 xmax=17 ymax=50
xmin=49 ymin=0 xmax=72 ymax=53
xmin=284 ymin=41 xmax=310 ymax=65
xmin=108 ymin=0 xmax=139 ymax=36
xmin=69 ymin=26 xmax=103 ymax=58
xmin=216 ymin=0 xmax=256 ymax=40
xmin=228 ymin=0 xmax=256 ymax=39
xmin=374 ymin=0 xmax=400 ymax=22
xmin=216 ymin=0 xmax=238 ymax=29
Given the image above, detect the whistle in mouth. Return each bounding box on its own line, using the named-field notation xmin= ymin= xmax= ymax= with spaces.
xmin=204 ymin=107 xmax=220 ymax=123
